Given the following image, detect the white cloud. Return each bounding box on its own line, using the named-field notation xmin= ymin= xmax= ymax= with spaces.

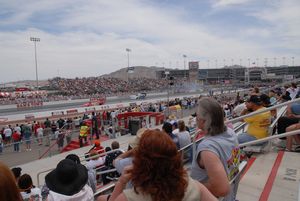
xmin=250 ymin=0 xmax=300 ymax=50
xmin=212 ymin=0 xmax=250 ymax=7
xmin=0 ymin=0 xmax=299 ymax=83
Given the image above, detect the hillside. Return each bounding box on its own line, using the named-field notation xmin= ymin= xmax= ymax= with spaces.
xmin=102 ymin=66 xmax=165 ymax=80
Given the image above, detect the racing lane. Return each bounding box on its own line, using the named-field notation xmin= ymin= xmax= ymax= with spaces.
xmin=0 ymin=91 xmax=205 ymax=116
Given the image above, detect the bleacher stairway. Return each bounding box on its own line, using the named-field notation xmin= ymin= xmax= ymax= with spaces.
xmin=237 ymin=151 xmax=300 ymax=201
xmin=61 ymin=135 xmax=109 ymax=153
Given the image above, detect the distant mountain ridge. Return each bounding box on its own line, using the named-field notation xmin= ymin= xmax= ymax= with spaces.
xmin=102 ymin=66 xmax=165 ymax=80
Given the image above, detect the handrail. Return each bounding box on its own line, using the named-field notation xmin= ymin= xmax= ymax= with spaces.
xmin=239 ymin=129 xmax=300 ymax=147
xmin=94 ymin=183 xmax=116 ymax=197
xmin=96 ymin=168 xmax=118 ymax=175
xmin=37 ymin=168 xmax=55 ymax=187
xmin=270 ymin=106 xmax=287 ymax=129
xmin=226 ymin=97 xmax=300 ymax=124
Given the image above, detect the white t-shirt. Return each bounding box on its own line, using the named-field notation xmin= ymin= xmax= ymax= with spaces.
xmin=20 ymin=187 xmax=42 ymax=201
xmin=287 ymin=87 xmax=299 ymax=99
xmin=233 ymin=103 xmax=246 ymax=117
xmin=14 ymin=126 xmax=21 ymax=134
xmin=4 ymin=128 xmax=12 ymax=137
xmin=37 ymin=127 xmax=43 ymax=137
xmin=177 ymin=131 xmax=192 ymax=148
xmin=86 ymin=157 xmax=105 ymax=170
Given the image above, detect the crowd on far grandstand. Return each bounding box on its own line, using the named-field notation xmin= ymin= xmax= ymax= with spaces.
xmin=49 ymin=77 xmax=171 ymax=96
xmin=0 ymin=77 xmax=183 ymax=105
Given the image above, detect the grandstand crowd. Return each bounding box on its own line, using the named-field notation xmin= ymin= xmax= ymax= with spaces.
xmin=1 ymin=82 xmax=300 ymax=201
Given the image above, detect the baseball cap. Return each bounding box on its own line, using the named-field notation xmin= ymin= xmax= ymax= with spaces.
xmin=247 ymin=95 xmax=262 ymax=105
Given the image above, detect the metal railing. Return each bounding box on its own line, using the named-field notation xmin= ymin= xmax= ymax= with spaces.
xmin=226 ymin=97 xmax=300 ymax=124
xmin=239 ymin=129 xmax=300 ymax=147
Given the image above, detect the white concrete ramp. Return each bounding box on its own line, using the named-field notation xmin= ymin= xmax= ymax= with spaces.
xmin=237 ymin=151 xmax=300 ymax=201
xmin=269 ymin=152 xmax=300 ymax=201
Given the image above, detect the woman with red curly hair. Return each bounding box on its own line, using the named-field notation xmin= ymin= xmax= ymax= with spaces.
xmin=98 ymin=129 xmax=216 ymax=201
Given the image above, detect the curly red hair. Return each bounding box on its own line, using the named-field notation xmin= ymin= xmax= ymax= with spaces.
xmin=131 ymin=129 xmax=188 ymax=201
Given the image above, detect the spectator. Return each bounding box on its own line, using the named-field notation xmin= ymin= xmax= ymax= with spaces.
xmin=36 ymin=123 xmax=43 ymax=145
xmin=12 ymin=130 xmax=21 ymax=152
xmin=287 ymin=82 xmax=299 ymax=100
xmin=268 ymin=90 xmax=277 ymax=105
xmin=162 ymin=122 xmax=180 ymax=149
xmin=79 ymin=122 xmax=89 ymax=147
xmin=0 ymin=162 xmax=23 ymax=201
xmin=102 ymin=141 xmax=123 ymax=185
xmin=238 ymin=95 xmax=271 ymax=144
xmin=176 ymin=120 xmax=191 ymax=149
xmin=92 ymin=112 xmax=100 ymax=139
xmin=284 ymin=122 xmax=300 ymax=152
xmin=44 ymin=118 xmax=51 ymax=128
xmin=23 ymin=123 xmax=32 ymax=151
xmin=18 ymin=174 xmax=42 ymax=201
xmin=57 ymin=129 xmax=64 ymax=152
xmin=275 ymin=103 xmax=300 ymax=147
xmin=113 ymin=128 xmax=147 ymax=178
xmin=11 ymin=167 xmax=22 ymax=182
xmin=191 ymin=97 xmax=240 ymax=200
xmin=66 ymin=154 xmax=97 ymax=193
xmin=86 ymin=150 xmax=105 ymax=170
xmin=3 ymin=125 xmax=12 ymax=144
xmin=45 ymin=159 xmax=94 ymax=200
xmin=89 ymin=140 xmax=105 ymax=153
xmin=97 ymin=129 xmax=217 ymax=201
xmin=43 ymin=126 xmax=52 ymax=147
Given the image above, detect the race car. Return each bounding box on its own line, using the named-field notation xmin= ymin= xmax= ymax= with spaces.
xmin=81 ymin=97 xmax=106 ymax=107
xmin=129 ymin=92 xmax=147 ymax=100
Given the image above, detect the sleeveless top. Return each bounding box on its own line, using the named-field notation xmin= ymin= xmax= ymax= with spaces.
xmin=123 ymin=176 xmax=200 ymax=201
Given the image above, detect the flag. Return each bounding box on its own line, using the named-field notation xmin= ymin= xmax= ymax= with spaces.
xmin=126 ymin=48 xmax=131 ymax=52
xmin=252 ymin=62 xmax=255 ymax=64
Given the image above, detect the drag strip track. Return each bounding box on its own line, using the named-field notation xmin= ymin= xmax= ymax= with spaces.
xmin=0 ymin=91 xmax=205 ymax=117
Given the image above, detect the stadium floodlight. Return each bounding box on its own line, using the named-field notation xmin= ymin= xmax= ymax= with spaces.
xmin=183 ymin=54 xmax=187 ymax=80
xmin=282 ymin=57 xmax=286 ymax=65
xmin=30 ymin=37 xmax=40 ymax=90
xmin=126 ymin=48 xmax=132 ymax=81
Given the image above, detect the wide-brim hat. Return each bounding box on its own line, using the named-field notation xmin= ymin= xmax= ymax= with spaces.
xmin=45 ymin=159 xmax=88 ymax=196
xmin=129 ymin=127 xmax=147 ymax=149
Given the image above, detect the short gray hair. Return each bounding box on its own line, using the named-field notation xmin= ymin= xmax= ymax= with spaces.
xmin=197 ymin=97 xmax=226 ymax=136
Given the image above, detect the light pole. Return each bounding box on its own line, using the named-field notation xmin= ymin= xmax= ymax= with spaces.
xmin=165 ymin=71 xmax=170 ymax=118
xmin=274 ymin=57 xmax=277 ymax=67
xmin=30 ymin=37 xmax=40 ymax=90
xmin=292 ymin=57 xmax=295 ymax=66
xmin=264 ymin=58 xmax=268 ymax=67
xmin=183 ymin=54 xmax=187 ymax=80
xmin=282 ymin=57 xmax=286 ymax=65
xmin=126 ymin=48 xmax=131 ymax=81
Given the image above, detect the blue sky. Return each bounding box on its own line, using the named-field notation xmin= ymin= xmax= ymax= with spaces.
xmin=0 ymin=0 xmax=299 ymax=82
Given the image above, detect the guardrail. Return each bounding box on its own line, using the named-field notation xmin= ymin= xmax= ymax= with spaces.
xmin=239 ymin=129 xmax=300 ymax=147
xmin=226 ymin=97 xmax=300 ymax=124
